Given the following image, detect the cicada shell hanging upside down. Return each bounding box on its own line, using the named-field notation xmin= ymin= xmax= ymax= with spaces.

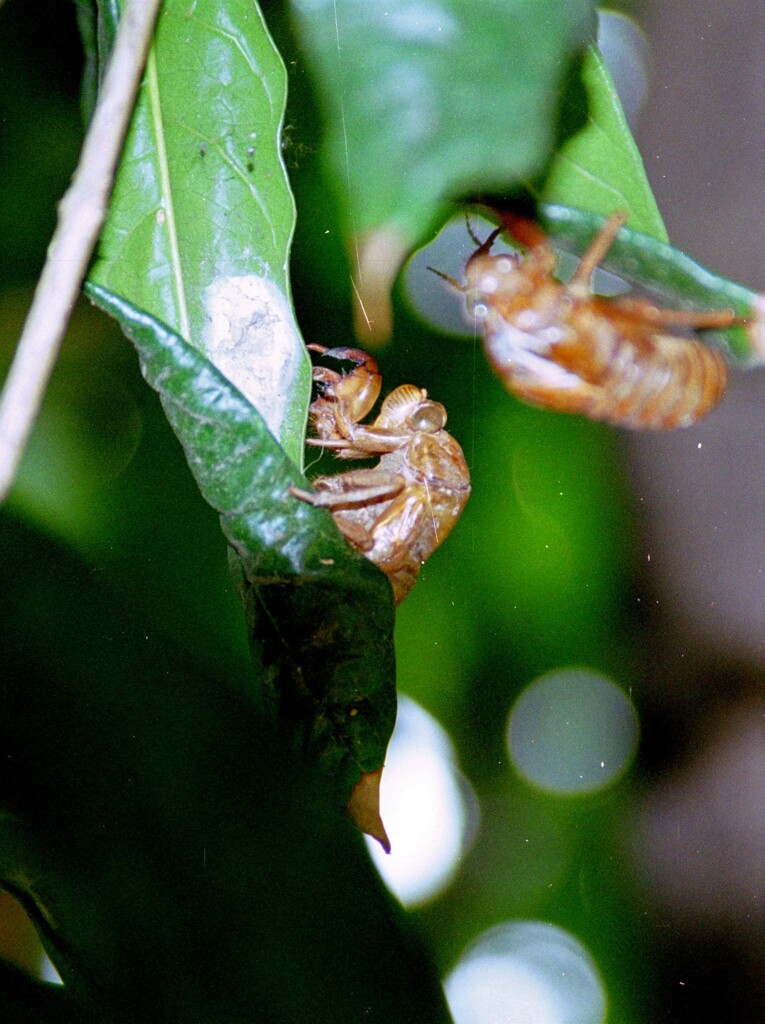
xmin=290 ymin=345 xmax=470 ymax=605
xmin=455 ymin=210 xmax=734 ymax=429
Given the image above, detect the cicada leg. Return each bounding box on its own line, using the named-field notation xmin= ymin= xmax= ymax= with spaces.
xmin=289 ymin=471 xmax=407 ymax=554
xmin=566 ymin=213 xmax=737 ymax=333
xmin=567 ymin=211 xmax=628 ymax=294
xmin=305 ymin=427 xmax=409 ymax=457
xmin=289 ymin=471 xmax=405 ymax=511
xmin=606 ymin=296 xmax=737 ymax=330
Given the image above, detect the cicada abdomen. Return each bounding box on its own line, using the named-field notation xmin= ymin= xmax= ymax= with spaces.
xmin=462 ymin=211 xmax=733 ymax=430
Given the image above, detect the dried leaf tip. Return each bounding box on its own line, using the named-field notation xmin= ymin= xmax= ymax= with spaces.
xmin=346 ymin=767 xmax=391 ymax=853
xmin=748 ymin=294 xmax=765 ymax=359
xmin=352 ymin=226 xmax=409 ymax=346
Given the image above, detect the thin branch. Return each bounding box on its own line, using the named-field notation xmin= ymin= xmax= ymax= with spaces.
xmin=0 ymin=0 xmax=163 ymax=504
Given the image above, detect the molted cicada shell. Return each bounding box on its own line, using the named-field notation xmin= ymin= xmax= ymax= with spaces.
xmin=460 ymin=211 xmax=734 ymax=429
xmin=291 ymin=346 xmax=470 ymax=605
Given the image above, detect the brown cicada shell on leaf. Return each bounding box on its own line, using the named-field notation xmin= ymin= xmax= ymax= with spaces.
xmin=290 ymin=345 xmax=470 ymax=606
xmin=448 ymin=210 xmax=735 ymax=429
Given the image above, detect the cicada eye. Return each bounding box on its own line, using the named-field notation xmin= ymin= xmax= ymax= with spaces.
xmin=409 ymin=400 xmax=447 ymax=432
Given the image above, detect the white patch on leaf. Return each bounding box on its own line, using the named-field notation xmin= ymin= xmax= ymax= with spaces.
xmin=203 ymin=276 xmax=302 ymax=441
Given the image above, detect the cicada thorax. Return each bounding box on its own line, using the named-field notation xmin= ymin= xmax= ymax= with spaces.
xmin=464 ymin=212 xmax=733 ymax=430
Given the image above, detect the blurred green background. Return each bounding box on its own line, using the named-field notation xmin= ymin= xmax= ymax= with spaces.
xmin=2 ymin=2 xmax=764 ymax=1022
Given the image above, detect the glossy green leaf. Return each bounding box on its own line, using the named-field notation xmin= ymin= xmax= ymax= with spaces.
xmin=88 ymin=0 xmax=310 ymax=465
xmin=539 ymin=45 xmax=667 ymax=239
xmin=86 ymin=282 xmax=397 ymax=801
xmin=290 ymin=0 xmax=596 ymax=246
xmin=538 ymin=203 xmax=760 ymax=363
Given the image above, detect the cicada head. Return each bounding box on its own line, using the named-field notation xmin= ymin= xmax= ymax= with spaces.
xmin=308 ymin=345 xmax=382 ymax=428
xmin=463 ymin=239 xmax=558 ymax=327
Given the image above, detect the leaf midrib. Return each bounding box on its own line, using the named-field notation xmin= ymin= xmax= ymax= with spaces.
xmin=146 ymin=47 xmax=191 ymax=341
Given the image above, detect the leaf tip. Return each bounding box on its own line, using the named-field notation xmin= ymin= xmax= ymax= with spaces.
xmin=352 ymin=226 xmax=410 ymax=347
xmin=346 ymin=767 xmax=390 ymax=853
xmin=747 ymin=293 xmax=765 ymax=360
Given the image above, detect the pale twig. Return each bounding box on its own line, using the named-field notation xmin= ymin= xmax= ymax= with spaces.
xmin=0 ymin=0 xmax=163 ymax=504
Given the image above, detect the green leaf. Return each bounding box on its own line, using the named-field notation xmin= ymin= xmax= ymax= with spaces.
xmin=290 ymin=0 xmax=597 ymax=246
xmin=539 ymin=45 xmax=667 ymax=239
xmin=85 ymin=283 xmax=397 ymax=801
xmin=0 ymin=520 xmax=450 ymax=1023
xmin=538 ymin=203 xmax=760 ymax=363
xmin=88 ymin=0 xmax=310 ymax=465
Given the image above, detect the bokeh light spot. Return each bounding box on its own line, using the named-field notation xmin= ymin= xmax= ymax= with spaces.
xmin=366 ymin=695 xmax=476 ymax=907
xmin=445 ymin=921 xmax=607 ymax=1024
xmin=507 ymin=669 xmax=639 ymax=795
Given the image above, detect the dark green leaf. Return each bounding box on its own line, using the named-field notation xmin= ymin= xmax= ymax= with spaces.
xmin=80 ymin=1 xmax=123 ymax=106
xmin=71 ymin=0 xmax=98 ymax=121
xmin=85 ymin=283 xmax=397 ymax=799
xmin=88 ymin=0 xmax=310 ymax=465
xmin=0 ymin=521 xmax=449 ymax=1024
